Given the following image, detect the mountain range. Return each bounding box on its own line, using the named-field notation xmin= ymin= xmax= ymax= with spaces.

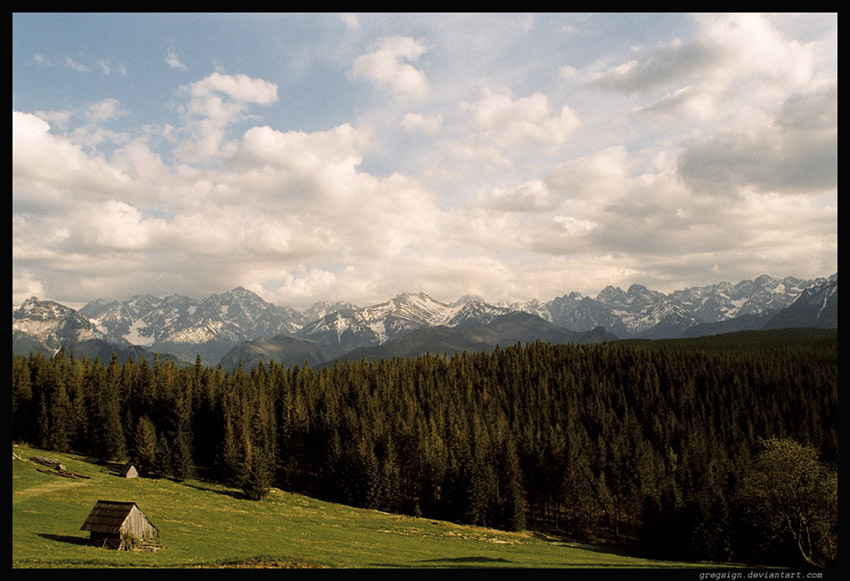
xmin=12 ymin=273 xmax=837 ymax=369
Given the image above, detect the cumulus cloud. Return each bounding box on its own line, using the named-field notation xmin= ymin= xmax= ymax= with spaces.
xmin=12 ymin=68 xmax=446 ymax=307
xmin=592 ymin=13 xmax=816 ymax=124
xmin=351 ymin=36 xmax=430 ymax=100
xmin=512 ymin=147 xmax=836 ymax=295
xmin=677 ymin=81 xmax=837 ymax=196
xmin=175 ymin=72 xmax=279 ymax=163
xmin=12 ymin=111 xmax=131 ymax=210
xmin=477 ymin=180 xmax=558 ymax=213
xmin=402 ymin=112 xmax=443 ymax=135
xmin=462 ymin=88 xmax=581 ymax=148
xmin=12 ymin=14 xmax=837 ymax=308
xmin=231 ymin=123 xmax=372 ymax=176
xmin=187 ymin=72 xmax=279 ymax=105
xmin=545 ymin=146 xmax=632 ymax=203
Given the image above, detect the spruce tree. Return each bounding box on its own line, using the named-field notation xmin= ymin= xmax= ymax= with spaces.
xmin=240 ymin=410 xmax=275 ymax=501
xmin=497 ymin=439 xmax=526 ymax=531
xmin=99 ymin=354 xmax=127 ymax=461
xmin=131 ymin=415 xmax=157 ymax=476
xmin=170 ymin=391 xmax=194 ymax=482
xmin=46 ymin=363 xmax=73 ymax=452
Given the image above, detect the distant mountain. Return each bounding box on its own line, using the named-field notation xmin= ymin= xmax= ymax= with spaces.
xmin=12 ymin=273 xmax=837 ymax=366
xmin=294 ymin=292 xmax=512 ymax=352
xmin=763 ymin=274 xmax=837 ymax=329
xmin=678 ymin=274 xmax=837 ymax=338
xmin=60 ymin=338 xmax=185 ymax=365
xmin=13 ymin=297 xmax=97 ymax=354
xmin=670 ymin=275 xmax=815 ymax=321
xmin=80 ymin=287 xmax=309 ymax=363
xmin=11 ymin=298 xmax=182 ymax=363
xmin=320 ymin=312 xmax=618 ymax=367
xmin=678 ymin=312 xmax=776 ymax=339
xmin=218 ymin=335 xmax=344 ymax=371
xmin=519 ymin=274 xmax=832 ymax=340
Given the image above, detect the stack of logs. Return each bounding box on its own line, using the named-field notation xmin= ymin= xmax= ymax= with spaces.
xmin=29 ymin=455 xmax=90 ymax=479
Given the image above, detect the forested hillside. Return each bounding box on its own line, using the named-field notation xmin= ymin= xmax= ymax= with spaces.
xmin=11 ymin=329 xmax=837 ymax=567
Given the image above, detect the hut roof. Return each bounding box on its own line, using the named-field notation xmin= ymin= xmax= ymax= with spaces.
xmin=80 ymin=500 xmax=157 ymax=535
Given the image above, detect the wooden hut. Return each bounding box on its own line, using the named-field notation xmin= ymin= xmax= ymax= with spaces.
xmin=80 ymin=500 xmax=159 ymax=549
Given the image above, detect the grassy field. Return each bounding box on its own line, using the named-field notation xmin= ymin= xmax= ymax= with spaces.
xmin=13 ymin=443 xmax=720 ymax=570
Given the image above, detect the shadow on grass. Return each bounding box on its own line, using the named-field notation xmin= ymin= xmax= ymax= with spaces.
xmin=369 ymin=556 xmax=513 ymax=568
xmin=421 ymin=556 xmax=511 ymax=564
xmin=530 ymin=530 xmax=639 ymax=558
xmin=37 ymin=533 xmax=90 ymax=546
xmin=181 ymin=481 xmax=245 ymax=500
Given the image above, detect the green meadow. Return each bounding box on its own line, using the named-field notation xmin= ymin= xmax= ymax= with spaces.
xmin=13 ymin=443 xmax=714 ymax=570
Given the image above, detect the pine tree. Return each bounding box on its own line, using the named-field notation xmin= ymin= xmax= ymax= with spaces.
xmin=378 ymin=436 xmax=402 ymax=513
xmin=131 ymin=415 xmax=158 ymax=476
xmin=45 ymin=361 xmax=73 ymax=452
xmin=240 ymin=406 xmax=275 ymax=501
xmin=220 ymin=413 xmax=241 ymax=485
xmin=99 ymin=354 xmax=127 ymax=461
xmin=154 ymin=433 xmax=172 ymax=478
xmin=497 ymin=438 xmax=526 ymax=531
xmin=169 ymin=391 xmax=194 ymax=482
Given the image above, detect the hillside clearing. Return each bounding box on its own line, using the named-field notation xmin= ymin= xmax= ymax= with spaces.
xmin=13 ymin=444 xmax=713 ymax=570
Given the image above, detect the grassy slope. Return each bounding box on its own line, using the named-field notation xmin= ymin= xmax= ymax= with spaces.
xmin=12 ymin=444 xmax=714 ymax=570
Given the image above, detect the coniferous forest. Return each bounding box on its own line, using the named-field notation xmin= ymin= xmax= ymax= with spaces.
xmin=11 ymin=329 xmax=838 ymax=568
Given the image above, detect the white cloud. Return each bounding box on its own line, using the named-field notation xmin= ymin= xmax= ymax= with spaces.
xmin=12 ymin=14 xmax=837 ymax=309
xmin=340 ymin=13 xmax=360 ymax=30
xmin=402 ymin=112 xmax=442 ymax=135
xmin=477 ymin=180 xmax=558 ymax=213
xmin=559 ymin=65 xmax=578 ymax=79
xmin=63 ymin=55 xmax=89 ymax=72
xmin=231 ymin=123 xmax=371 ymax=176
xmin=351 ymin=36 xmax=430 ymax=100
xmin=188 ymin=72 xmax=278 ymax=105
xmin=86 ymin=98 xmax=127 ymax=123
xmin=591 ymin=14 xmax=817 ymax=125
xmin=460 ymin=88 xmax=581 ymax=150
xmin=86 ymin=200 xmax=168 ymax=251
xmin=545 ymin=146 xmax=631 ymax=203
xmin=677 ymin=81 xmax=837 ymax=196
xmin=175 ymin=72 xmax=280 ymax=163
xmin=12 ymin=111 xmax=131 ymax=210
xmin=166 ymin=49 xmax=188 ymax=71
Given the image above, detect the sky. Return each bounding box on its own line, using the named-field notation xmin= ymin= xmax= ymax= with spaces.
xmin=12 ymin=13 xmax=837 ymax=310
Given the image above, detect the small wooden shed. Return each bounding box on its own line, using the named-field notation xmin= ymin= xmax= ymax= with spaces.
xmin=80 ymin=500 xmax=159 ymax=549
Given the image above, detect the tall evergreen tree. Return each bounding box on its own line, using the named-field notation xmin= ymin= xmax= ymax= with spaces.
xmin=131 ymin=415 xmax=158 ymax=477
xmin=169 ymin=390 xmax=194 ymax=482
xmin=240 ymin=405 xmax=275 ymax=501
xmin=99 ymin=354 xmax=127 ymax=461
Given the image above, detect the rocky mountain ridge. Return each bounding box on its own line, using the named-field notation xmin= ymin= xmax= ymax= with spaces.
xmin=13 ymin=273 xmax=837 ymax=366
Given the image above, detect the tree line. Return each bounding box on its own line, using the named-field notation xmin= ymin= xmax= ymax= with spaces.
xmin=11 ymin=331 xmax=838 ymax=567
